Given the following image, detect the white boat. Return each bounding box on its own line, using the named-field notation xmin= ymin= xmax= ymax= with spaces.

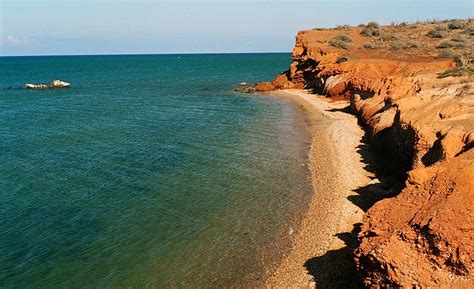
xmin=25 ymin=83 xmax=48 ymax=89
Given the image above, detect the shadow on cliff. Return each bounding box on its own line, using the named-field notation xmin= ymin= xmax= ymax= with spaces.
xmin=304 ymin=224 xmax=363 ymax=288
xmin=348 ymin=134 xmax=404 ymax=212
xmin=303 ymin=135 xmax=401 ymax=288
xmin=303 ymin=105 xmax=405 ymax=287
xmin=330 ymin=105 xmax=405 ymax=213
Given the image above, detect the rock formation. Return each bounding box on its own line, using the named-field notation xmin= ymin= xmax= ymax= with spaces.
xmin=234 ymin=82 xmax=256 ymax=93
xmin=258 ymin=20 xmax=474 ymax=287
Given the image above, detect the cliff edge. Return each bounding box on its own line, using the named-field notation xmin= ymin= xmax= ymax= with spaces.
xmin=260 ymin=20 xmax=474 ymax=287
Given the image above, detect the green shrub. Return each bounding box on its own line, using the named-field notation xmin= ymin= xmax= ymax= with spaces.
xmin=334 ymin=34 xmax=353 ymax=42
xmin=426 ymin=29 xmax=447 ymax=38
xmin=463 ymin=26 xmax=474 ymax=35
xmin=360 ymin=21 xmax=381 ymax=37
xmin=448 ymin=21 xmax=465 ymax=30
xmin=335 ymin=24 xmax=351 ymax=30
xmin=336 ymin=55 xmax=349 ymax=64
xmin=451 ymin=34 xmax=467 ymax=42
xmin=381 ymin=33 xmax=401 ymax=41
xmin=329 ymin=35 xmax=354 ymax=49
xmin=362 ymin=28 xmax=381 ymax=36
xmin=389 ymin=40 xmax=420 ymax=50
xmin=436 ymin=40 xmax=466 ymax=48
xmin=438 ymin=55 xmax=471 ymax=78
xmin=437 ymin=67 xmax=474 ymax=78
xmin=438 ymin=68 xmax=463 ymax=78
xmin=362 ymin=43 xmax=377 ymax=49
xmin=361 ymin=27 xmax=380 ymax=37
xmin=454 ymin=55 xmax=467 ymax=67
xmin=390 ymin=41 xmax=407 ymax=51
xmin=437 ymin=49 xmax=456 ymax=58
xmin=407 ymin=40 xmax=422 ymax=48
xmin=462 ymin=84 xmax=471 ymax=91
xmin=367 ymin=21 xmax=381 ymax=29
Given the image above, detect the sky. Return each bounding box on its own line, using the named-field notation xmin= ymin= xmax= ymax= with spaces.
xmin=0 ymin=0 xmax=472 ymax=56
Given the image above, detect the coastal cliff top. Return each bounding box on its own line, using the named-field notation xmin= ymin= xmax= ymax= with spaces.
xmin=260 ymin=19 xmax=473 ymax=143
xmin=298 ymin=19 xmax=472 ymax=62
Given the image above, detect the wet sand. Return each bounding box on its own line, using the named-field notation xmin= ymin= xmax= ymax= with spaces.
xmin=264 ymin=89 xmax=373 ymax=288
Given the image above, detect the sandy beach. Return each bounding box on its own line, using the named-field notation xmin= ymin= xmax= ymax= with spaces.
xmin=265 ymin=89 xmax=374 ymax=288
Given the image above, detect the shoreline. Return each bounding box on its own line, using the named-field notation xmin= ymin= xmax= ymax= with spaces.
xmin=264 ymin=89 xmax=373 ymax=287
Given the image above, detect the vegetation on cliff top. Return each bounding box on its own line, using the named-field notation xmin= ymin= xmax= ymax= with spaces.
xmin=314 ymin=19 xmax=473 ymax=77
xmin=329 ymin=34 xmax=354 ymax=49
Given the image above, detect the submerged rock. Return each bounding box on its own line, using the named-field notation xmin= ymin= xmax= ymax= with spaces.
xmin=235 ymin=81 xmax=279 ymax=93
xmin=234 ymin=82 xmax=256 ymax=93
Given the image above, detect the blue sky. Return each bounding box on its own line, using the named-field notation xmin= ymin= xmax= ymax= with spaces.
xmin=1 ymin=0 xmax=472 ymax=56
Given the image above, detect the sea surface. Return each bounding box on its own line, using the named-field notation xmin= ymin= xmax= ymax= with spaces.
xmin=0 ymin=53 xmax=313 ymax=287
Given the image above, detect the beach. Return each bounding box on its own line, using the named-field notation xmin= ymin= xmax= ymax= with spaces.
xmin=265 ymin=89 xmax=373 ymax=287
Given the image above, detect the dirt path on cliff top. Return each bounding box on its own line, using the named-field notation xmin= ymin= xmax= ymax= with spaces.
xmin=264 ymin=89 xmax=375 ymax=288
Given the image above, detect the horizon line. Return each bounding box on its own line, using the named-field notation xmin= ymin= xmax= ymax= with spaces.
xmin=0 ymin=51 xmax=292 ymax=57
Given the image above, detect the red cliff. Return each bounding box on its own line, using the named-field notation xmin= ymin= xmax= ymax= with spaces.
xmin=261 ymin=20 xmax=474 ymax=287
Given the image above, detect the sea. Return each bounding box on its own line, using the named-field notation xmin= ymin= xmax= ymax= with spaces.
xmin=0 ymin=53 xmax=313 ymax=287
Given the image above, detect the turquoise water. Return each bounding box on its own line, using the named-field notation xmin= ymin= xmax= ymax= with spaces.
xmin=0 ymin=54 xmax=312 ymax=287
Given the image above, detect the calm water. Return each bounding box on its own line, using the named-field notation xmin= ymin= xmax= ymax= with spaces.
xmin=0 ymin=54 xmax=313 ymax=287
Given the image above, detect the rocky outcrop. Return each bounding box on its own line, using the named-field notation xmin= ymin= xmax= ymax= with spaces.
xmin=234 ymin=82 xmax=256 ymax=93
xmin=235 ymin=81 xmax=290 ymax=93
xmin=356 ymin=149 xmax=474 ymax=287
xmin=260 ymin=21 xmax=474 ymax=287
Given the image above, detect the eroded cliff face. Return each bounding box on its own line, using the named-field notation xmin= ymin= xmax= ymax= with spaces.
xmin=357 ymin=149 xmax=474 ymax=287
xmin=260 ymin=22 xmax=474 ymax=287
